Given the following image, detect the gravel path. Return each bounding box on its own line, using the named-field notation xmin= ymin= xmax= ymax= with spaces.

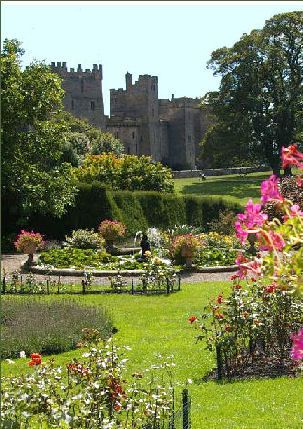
xmin=1 ymin=254 xmax=233 ymax=285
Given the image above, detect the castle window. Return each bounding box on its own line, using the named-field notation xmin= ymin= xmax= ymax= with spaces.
xmin=151 ymin=84 xmax=155 ymax=91
xmin=115 ymin=132 xmax=119 ymax=139
xmin=81 ymin=79 xmax=84 ymax=93
xmin=132 ymin=132 xmax=135 ymax=139
xmin=188 ymin=135 xmax=192 ymax=142
xmin=152 ymin=108 xmax=154 ymax=117
xmin=127 ymin=147 xmax=130 ymax=154
xmin=91 ymin=101 xmax=95 ymax=111
xmin=71 ymin=100 xmax=74 ymax=110
xmin=136 ymin=143 xmax=138 ymax=154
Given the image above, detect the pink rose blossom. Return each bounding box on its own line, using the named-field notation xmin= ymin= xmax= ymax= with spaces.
xmin=291 ymin=328 xmax=303 ymax=361
xmin=260 ymin=175 xmax=283 ymax=204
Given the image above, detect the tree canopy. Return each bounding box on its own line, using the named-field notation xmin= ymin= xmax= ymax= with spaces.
xmin=200 ymin=11 xmax=303 ymax=173
xmin=56 ymin=112 xmax=124 ymax=166
xmin=1 ymin=39 xmax=78 ymax=230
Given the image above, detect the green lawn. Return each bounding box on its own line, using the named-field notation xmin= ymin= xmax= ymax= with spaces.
xmin=173 ymin=172 xmax=271 ymax=207
xmin=2 ymin=282 xmax=303 ymax=429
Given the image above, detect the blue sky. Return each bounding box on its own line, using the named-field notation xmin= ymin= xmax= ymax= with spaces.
xmin=2 ymin=1 xmax=302 ymax=115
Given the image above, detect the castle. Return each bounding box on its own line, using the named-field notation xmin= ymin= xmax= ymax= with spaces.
xmin=50 ymin=62 xmax=211 ymax=169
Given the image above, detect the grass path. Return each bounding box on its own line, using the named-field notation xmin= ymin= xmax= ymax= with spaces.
xmin=3 ymin=282 xmax=303 ymax=429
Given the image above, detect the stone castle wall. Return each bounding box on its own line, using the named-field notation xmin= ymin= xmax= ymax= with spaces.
xmin=51 ymin=62 xmax=212 ymax=168
xmin=50 ymin=62 xmax=106 ymax=129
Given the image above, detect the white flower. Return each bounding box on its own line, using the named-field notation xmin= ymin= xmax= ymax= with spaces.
xmin=82 ymin=352 xmax=90 ymax=358
xmin=187 ymin=378 xmax=193 ymax=384
xmin=19 ymin=351 xmax=26 ymax=358
xmin=5 ymin=359 xmax=15 ymax=365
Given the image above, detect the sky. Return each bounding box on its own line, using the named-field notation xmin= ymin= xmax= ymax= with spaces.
xmin=2 ymin=1 xmax=303 ymax=115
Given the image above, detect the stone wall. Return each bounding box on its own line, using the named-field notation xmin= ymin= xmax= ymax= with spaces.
xmin=172 ymin=166 xmax=271 ymax=178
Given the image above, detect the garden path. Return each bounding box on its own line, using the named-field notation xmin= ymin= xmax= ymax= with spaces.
xmin=1 ymin=254 xmax=232 ymax=284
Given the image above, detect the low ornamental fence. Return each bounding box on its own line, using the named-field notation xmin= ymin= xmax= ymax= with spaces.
xmin=1 ymin=272 xmax=181 ymax=296
xmin=0 ymin=388 xmax=191 ymax=429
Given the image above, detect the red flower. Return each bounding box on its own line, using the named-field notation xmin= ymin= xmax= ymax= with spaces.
xmin=28 ymin=353 xmax=42 ymax=366
xmin=281 ymin=144 xmax=303 ymax=169
xmin=265 ymin=282 xmax=277 ymax=294
xmin=188 ymin=315 xmax=198 ymax=324
xmin=216 ymin=294 xmax=223 ymax=304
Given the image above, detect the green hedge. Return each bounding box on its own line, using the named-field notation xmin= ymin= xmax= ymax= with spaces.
xmin=22 ymin=182 xmax=241 ymax=239
xmin=26 ymin=182 xmax=121 ymax=239
xmin=135 ymin=191 xmax=186 ymax=229
xmin=112 ymin=191 xmax=148 ymax=235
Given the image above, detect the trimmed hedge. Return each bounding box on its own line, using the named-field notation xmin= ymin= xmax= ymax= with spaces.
xmin=20 ymin=182 xmax=242 ymax=239
xmin=26 ymin=182 xmax=121 ymax=239
xmin=112 ymin=191 xmax=148 ymax=235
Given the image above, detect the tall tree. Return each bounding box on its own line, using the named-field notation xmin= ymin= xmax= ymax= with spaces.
xmin=201 ymin=11 xmax=303 ymax=174
xmin=1 ymin=39 xmax=78 ymax=232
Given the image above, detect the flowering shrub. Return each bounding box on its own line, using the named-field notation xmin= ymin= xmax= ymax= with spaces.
xmin=98 ymin=220 xmax=126 ymax=243
xmin=191 ymin=144 xmax=303 ymax=378
xmin=65 ymin=228 xmax=103 ymax=249
xmin=14 ymin=230 xmax=44 ymax=253
xmin=73 ymin=153 xmax=174 ymax=192
xmin=170 ymin=234 xmax=201 ymax=264
xmin=1 ymin=335 xmax=175 ymax=428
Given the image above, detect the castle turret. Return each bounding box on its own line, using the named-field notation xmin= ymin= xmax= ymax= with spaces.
xmin=125 ymin=72 xmax=132 ymax=90
xmin=50 ymin=61 xmax=106 ymax=130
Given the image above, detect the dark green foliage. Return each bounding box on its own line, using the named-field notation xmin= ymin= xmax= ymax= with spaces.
xmin=135 ymin=192 xmax=186 ymax=229
xmin=202 ymin=12 xmax=303 ymax=173
xmin=1 ymin=298 xmax=113 ymax=359
xmin=184 ymin=196 xmax=205 ymax=227
xmin=24 ymin=182 xmax=241 ymax=240
xmin=112 ymin=191 xmax=148 ymax=235
xmin=27 ymin=182 xmax=122 ymax=239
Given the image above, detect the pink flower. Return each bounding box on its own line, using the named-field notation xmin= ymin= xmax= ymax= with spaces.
xmin=283 ymin=204 xmax=303 ymax=221
xmin=281 ymin=144 xmax=303 ymax=169
xmin=296 ymin=176 xmax=303 ymax=187
xmin=234 ymin=253 xmax=262 ymax=280
xmin=260 ymin=175 xmax=283 ymax=205
xmin=235 ymin=199 xmax=267 ymax=244
xmin=258 ymin=230 xmax=285 ymax=251
xmin=290 ymin=328 xmax=303 ymax=361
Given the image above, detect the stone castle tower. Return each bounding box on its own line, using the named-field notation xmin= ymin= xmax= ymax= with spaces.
xmin=50 ymin=62 xmax=106 ymax=129
xmin=51 ymin=62 xmax=211 ymax=169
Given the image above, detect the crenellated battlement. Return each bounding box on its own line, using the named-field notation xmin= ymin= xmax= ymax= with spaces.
xmin=50 ymin=62 xmax=103 ymax=79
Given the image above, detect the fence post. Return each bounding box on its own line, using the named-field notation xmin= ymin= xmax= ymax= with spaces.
xmin=178 ymin=275 xmax=181 ymax=291
xmin=182 ymin=388 xmax=190 ymax=429
xmin=46 ymin=279 xmax=50 ymax=295
xmin=131 ymin=279 xmax=134 ymax=295
xmin=216 ymin=344 xmax=223 ymax=380
xmin=166 ymin=278 xmax=170 ymax=295
xmin=82 ymin=280 xmax=86 ymax=294
xmin=2 ymin=276 xmax=6 ymax=294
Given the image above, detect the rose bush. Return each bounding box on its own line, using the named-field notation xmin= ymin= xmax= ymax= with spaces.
xmin=1 ymin=333 xmax=175 ymax=428
xmin=191 ymin=144 xmax=303 ymax=378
